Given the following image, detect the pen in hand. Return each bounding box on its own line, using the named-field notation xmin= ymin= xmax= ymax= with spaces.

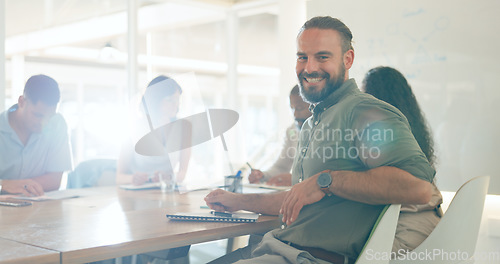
xmin=247 ymin=162 xmax=265 ymax=183
xmin=23 ymin=184 xmax=33 ymax=197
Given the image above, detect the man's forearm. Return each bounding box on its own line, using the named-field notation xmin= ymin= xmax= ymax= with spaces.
xmin=33 ymin=172 xmax=63 ymax=192
xmin=240 ymin=191 xmax=287 ymax=215
xmin=329 ymin=166 xmax=432 ymax=205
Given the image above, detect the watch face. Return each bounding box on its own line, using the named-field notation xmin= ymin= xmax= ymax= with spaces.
xmin=317 ymin=172 xmax=332 ymax=188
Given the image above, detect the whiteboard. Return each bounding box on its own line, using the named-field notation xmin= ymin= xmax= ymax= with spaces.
xmin=308 ymin=0 xmax=500 ymax=194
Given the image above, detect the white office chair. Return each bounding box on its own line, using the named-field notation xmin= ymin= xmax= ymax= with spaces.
xmin=391 ymin=175 xmax=490 ymax=264
xmin=356 ymin=204 xmax=402 ymax=264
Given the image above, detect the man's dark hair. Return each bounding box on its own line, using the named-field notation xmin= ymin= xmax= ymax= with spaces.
xmin=290 ymin=84 xmax=300 ymax=96
xmin=299 ymin=16 xmax=354 ymax=53
xmin=362 ymin=66 xmax=436 ymax=166
xmin=23 ymin=74 xmax=60 ymax=106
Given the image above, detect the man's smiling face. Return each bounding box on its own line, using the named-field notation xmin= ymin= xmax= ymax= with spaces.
xmin=296 ymin=28 xmax=351 ymax=104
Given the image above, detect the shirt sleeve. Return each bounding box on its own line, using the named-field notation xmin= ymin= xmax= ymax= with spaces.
xmin=350 ymin=101 xmax=435 ymax=183
xmin=45 ymin=114 xmax=73 ymax=173
xmin=262 ymin=125 xmax=297 ymax=180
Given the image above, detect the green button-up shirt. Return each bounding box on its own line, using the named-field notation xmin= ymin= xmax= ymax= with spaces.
xmin=274 ymin=79 xmax=435 ymax=259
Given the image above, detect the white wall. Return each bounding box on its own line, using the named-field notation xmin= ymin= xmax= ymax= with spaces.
xmin=308 ymin=0 xmax=500 ymax=194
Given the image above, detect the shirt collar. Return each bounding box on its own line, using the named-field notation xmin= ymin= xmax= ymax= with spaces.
xmin=0 ymin=104 xmax=17 ymax=133
xmin=311 ymin=78 xmax=359 ymax=116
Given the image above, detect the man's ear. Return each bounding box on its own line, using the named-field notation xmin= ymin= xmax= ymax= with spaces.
xmin=343 ymin=49 xmax=354 ymax=70
xmin=18 ymin=95 xmax=25 ymax=107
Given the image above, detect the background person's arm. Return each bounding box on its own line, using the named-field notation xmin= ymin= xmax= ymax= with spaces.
xmin=266 ymin=173 xmax=292 ymax=186
xmin=32 ymin=171 xmax=63 ymax=192
xmin=261 ymin=126 xmax=297 ymax=182
xmin=1 ymin=178 xmax=44 ymax=196
xmin=116 ymin=145 xmax=135 ymax=185
xmin=0 ymin=171 xmax=63 ymax=196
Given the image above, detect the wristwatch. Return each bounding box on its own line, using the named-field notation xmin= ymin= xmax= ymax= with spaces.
xmin=317 ymin=172 xmax=333 ymax=196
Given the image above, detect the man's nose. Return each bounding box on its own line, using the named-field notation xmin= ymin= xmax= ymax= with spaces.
xmin=304 ymin=59 xmax=319 ymax=74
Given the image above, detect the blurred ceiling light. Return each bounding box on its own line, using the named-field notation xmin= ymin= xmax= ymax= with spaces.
xmin=41 ymin=46 xmax=279 ymax=75
xmin=99 ymin=42 xmax=120 ymax=62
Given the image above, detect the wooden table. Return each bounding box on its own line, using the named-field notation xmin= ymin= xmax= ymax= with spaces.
xmin=0 ymin=187 xmax=280 ymax=263
xmin=0 ymin=238 xmax=59 ymax=264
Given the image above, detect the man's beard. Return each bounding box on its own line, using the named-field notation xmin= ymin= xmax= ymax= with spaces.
xmin=298 ymin=65 xmax=345 ymax=104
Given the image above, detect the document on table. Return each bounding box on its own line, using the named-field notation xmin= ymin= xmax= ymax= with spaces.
xmin=12 ymin=189 xmax=82 ymax=201
xmin=119 ymin=182 xmax=161 ymax=190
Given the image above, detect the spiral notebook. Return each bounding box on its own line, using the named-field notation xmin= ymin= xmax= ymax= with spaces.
xmin=166 ymin=211 xmax=259 ymax=223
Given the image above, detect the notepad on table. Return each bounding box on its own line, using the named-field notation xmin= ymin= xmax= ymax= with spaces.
xmin=166 ymin=211 xmax=259 ymax=223
xmin=12 ymin=189 xmax=81 ymax=201
xmin=119 ymin=182 xmax=161 ymax=190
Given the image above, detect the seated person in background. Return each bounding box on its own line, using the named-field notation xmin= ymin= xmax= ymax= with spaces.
xmin=116 ymin=75 xmax=191 ymax=186
xmin=248 ymin=85 xmax=311 ymax=186
xmin=361 ymin=66 xmax=443 ymax=255
xmin=0 ymin=74 xmax=72 ymax=196
xmin=116 ymin=75 xmax=191 ymax=264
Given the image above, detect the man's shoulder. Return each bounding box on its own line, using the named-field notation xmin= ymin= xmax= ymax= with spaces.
xmin=51 ymin=113 xmax=68 ymax=125
xmin=0 ymin=109 xmax=8 ymax=130
xmin=348 ymin=93 xmax=404 ymax=117
xmin=330 ymin=92 xmax=380 ymax=116
xmin=44 ymin=113 xmax=69 ymax=134
xmin=331 ymin=93 xmax=406 ymax=129
xmin=346 ymin=91 xmax=381 ymax=106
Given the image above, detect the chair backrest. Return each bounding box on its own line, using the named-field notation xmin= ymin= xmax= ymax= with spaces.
xmin=66 ymin=158 xmax=117 ymax=188
xmin=356 ymin=204 xmax=402 ymax=264
xmin=391 ymin=175 xmax=490 ymax=264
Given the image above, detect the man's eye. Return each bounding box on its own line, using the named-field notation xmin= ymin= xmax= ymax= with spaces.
xmin=297 ymin=56 xmax=307 ymax=61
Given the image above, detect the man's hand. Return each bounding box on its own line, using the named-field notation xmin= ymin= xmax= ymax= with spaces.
xmin=248 ymin=169 xmax=264 ymax=183
xmin=280 ymin=171 xmax=327 ymax=225
xmin=1 ymin=179 xmax=44 ymax=196
xmin=204 ymin=189 xmax=242 ymax=212
xmin=132 ymin=172 xmax=149 ymax=185
xmin=267 ymin=173 xmax=292 ymax=186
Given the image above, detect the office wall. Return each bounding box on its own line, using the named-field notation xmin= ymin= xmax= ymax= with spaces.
xmin=308 ymin=0 xmax=500 ymax=193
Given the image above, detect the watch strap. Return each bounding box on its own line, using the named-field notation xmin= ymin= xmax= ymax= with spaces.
xmin=321 ymin=185 xmax=333 ymax=196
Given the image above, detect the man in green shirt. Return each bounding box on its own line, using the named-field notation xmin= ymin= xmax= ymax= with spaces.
xmin=205 ymin=16 xmax=434 ymax=264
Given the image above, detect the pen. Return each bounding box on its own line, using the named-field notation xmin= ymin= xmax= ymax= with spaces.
xmin=246 ymin=162 xmax=253 ymax=170
xmin=147 ymin=174 xmax=154 ymax=182
xmin=211 ymin=211 xmax=233 ymax=217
